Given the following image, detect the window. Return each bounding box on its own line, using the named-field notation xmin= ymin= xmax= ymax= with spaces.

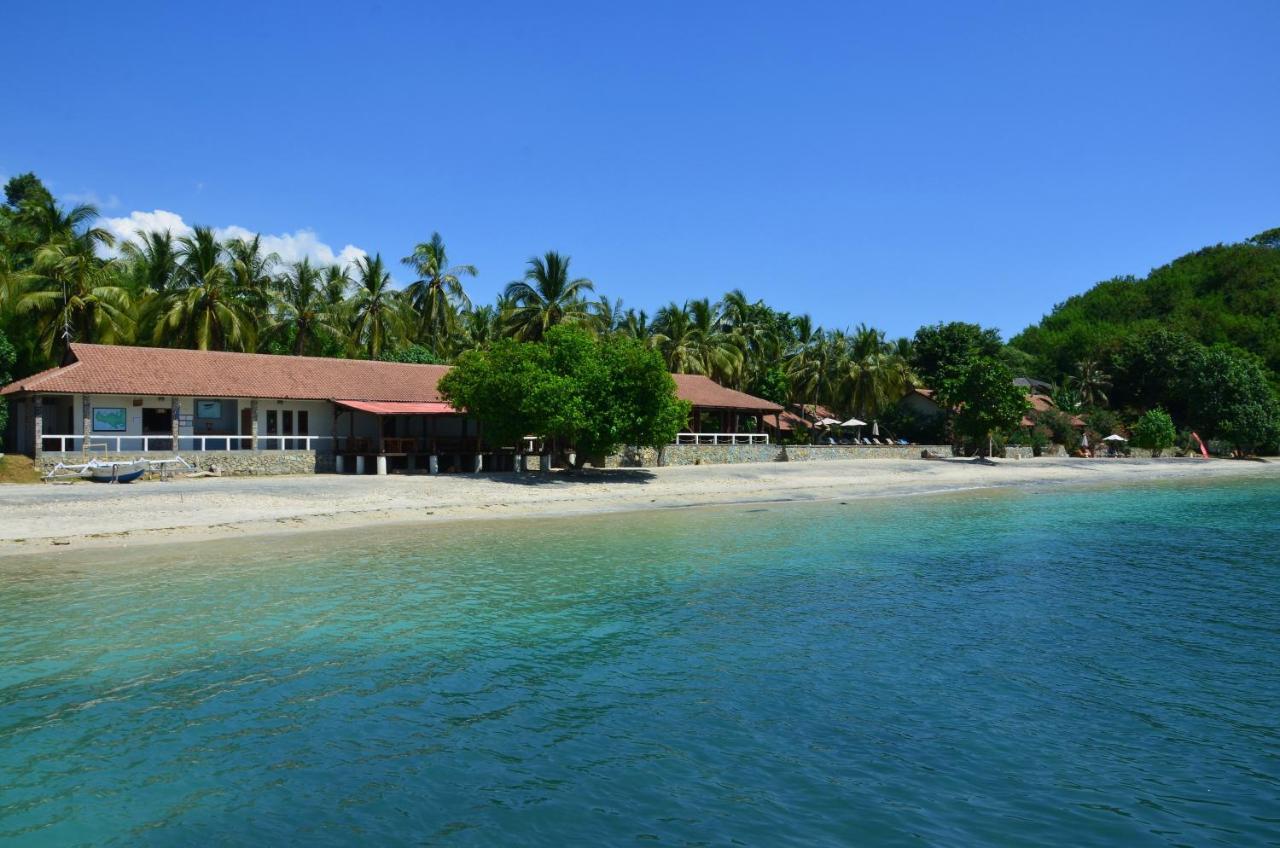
xmin=266 ymin=410 xmax=278 ymax=436
xmin=298 ymin=410 xmax=309 ymax=435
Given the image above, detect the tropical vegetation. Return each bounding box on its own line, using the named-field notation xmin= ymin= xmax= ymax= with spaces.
xmin=2 ymin=169 xmax=1278 ymax=454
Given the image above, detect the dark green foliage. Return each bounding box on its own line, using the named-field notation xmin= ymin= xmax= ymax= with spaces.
xmin=1011 ymin=236 xmax=1280 ymax=383
xmin=935 ymin=356 xmax=1029 ymax=451
xmin=1108 ymin=328 xmax=1202 ymax=422
xmin=747 ymin=365 xmax=789 ymax=406
xmin=1131 ymin=408 xmax=1176 ymax=457
xmin=2 ymin=173 xmax=52 ymax=209
xmin=0 ymin=329 xmax=13 ymax=447
xmin=439 ymin=326 xmax=689 ymax=466
xmin=910 ymin=322 xmax=1003 ymax=389
xmin=1029 ymin=406 xmax=1074 ymax=446
xmin=878 ymin=404 xmax=946 ymax=444
xmin=1185 ymin=347 xmax=1280 ymax=454
xmin=379 ymin=344 xmax=440 ymax=365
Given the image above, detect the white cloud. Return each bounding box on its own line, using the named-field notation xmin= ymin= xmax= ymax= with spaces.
xmin=214 ymin=224 xmax=367 ymax=270
xmin=100 ymin=208 xmax=368 ymax=271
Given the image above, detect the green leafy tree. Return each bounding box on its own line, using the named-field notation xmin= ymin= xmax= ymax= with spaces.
xmin=3 ymin=173 xmax=53 ymax=210
xmin=911 ymin=321 xmax=1004 ymax=389
xmin=1186 ymin=347 xmax=1280 ymax=454
xmin=440 ymin=325 xmax=688 ymax=468
xmin=936 ymin=356 xmax=1030 ymax=454
xmin=1130 ymin=408 xmax=1176 ymax=457
xmin=379 ymin=343 xmax=440 ymax=364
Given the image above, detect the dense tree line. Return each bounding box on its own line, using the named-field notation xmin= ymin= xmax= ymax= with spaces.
xmin=1008 ymin=231 xmax=1280 ymax=454
xmin=0 ymin=172 xmax=919 ymax=428
xmin=2 ymin=169 xmax=1277 ymax=454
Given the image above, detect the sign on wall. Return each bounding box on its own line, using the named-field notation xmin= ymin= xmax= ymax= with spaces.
xmin=92 ymin=407 xmax=127 ymax=432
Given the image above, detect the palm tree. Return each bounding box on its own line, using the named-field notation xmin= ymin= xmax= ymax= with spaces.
xmin=839 ymin=324 xmax=915 ymax=419
xmin=18 ymin=239 xmax=132 ymax=357
xmin=15 ymin=199 xmax=113 ymax=254
xmin=617 ymin=307 xmax=649 ymax=339
xmin=151 ymin=227 xmax=255 ymax=350
xmin=349 ymin=254 xmax=405 ymax=358
xmin=503 ymin=251 xmax=596 ymax=341
xmin=225 ymin=235 xmax=280 ymax=316
xmin=650 ymin=300 xmax=743 ymax=381
xmin=121 ymin=230 xmax=180 ymax=296
xmin=272 ymin=259 xmax=342 ymax=355
xmin=401 ymin=233 xmax=475 ymax=352
xmin=1071 ymin=358 xmax=1112 ymax=407
xmin=786 ymin=328 xmax=840 ymax=425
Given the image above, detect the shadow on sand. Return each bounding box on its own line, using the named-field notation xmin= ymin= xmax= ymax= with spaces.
xmin=482 ymin=468 xmax=658 ymax=487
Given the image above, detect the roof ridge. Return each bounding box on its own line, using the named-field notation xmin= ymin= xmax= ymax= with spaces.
xmin=72 ymin=342 xmax=450 ymax=371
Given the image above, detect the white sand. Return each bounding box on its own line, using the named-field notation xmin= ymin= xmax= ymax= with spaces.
xmin=1 ymin=457 xmax=1276 ymax=557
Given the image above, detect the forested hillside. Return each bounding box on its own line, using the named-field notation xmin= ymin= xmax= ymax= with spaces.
xmin=1012 ymin=230 xmax=1280 ymax=384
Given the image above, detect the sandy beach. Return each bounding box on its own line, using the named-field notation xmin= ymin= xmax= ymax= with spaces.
xmin=0 ymin=456 xmax=1275 ymax=557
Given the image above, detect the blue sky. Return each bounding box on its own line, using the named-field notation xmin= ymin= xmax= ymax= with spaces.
xmin=3 ymin=1 xmax=1277 ymax=339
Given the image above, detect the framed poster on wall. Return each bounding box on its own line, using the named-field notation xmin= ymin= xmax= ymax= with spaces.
xmin=92 ymin=407 xmax=127 ymax=432
xmin=196 ymin=400 xmax=222 ymax=418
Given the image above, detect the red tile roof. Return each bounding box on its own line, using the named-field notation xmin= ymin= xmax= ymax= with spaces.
xmin=1 ymin=344 xmax=452 ymax=402
xmin=336 ymin=400 xmax=457 ymax=415
xmin=2 ymin=344 xmax=784 ymax=413
xmin=670 ymin=373 xmax=783 ymax=412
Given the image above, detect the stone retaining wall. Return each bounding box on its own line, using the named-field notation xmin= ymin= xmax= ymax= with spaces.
xmin=37 ymin=450 xmax=334 ymax=477
xmin=602 ymin=443 xmax=954 ymax=468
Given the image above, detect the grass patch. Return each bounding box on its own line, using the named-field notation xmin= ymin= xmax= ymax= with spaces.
xmin=0 ymin=455 xmax=42 ymax=484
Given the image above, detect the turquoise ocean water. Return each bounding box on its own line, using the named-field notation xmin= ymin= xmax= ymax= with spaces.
xmin=1 ymin=477 xmax=1278 ymax=846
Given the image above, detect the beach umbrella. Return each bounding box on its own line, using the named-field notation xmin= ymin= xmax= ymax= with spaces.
xmin=872 ymin=420 xmax=880 ymax=437
xmin=840 ymin=417 xmax=866 ymax=427
xmin=816 ymin=417 xmax=842 ymax=427
xmin=1081 ymin=433 xmax=1089 ymax=448
xmin=1103 ymin=434 xmax=1127 ymax=442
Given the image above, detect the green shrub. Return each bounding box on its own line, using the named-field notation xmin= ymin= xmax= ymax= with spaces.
xmin=1131 ymin=408 xmax=1176 ymax=457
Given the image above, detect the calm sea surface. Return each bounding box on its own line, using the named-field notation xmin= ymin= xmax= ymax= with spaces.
xmin=1 ymin=478 xmax=1279 ymax=846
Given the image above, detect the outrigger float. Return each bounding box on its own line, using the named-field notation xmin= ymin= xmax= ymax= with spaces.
xmin=43 ymin=456 xmax=195 ymax=484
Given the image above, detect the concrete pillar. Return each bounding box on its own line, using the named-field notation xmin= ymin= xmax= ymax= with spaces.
xmin=32 ymin=396 xmax=43 ymax=460
xmin=514 ymin=453 xmax=523 ymax=473
xmin=171 ymin=398 xmax=181 ymax=453
xmin=335 ymin=454 xmax=345 ymax=474
xmin=376 ymin=455 xmax=387 ymax=476
xmin=473 ymin=454 xmax=483 ymax=473
xmin=81 ymin=395 xmax=91 ymax=457
xmin=542 ymin=452 xmax=552 ymax=473
xmin=429 ymin=454 xmax=439 ymax=475
xmin=250 ymin=399 xmax=260 ymax=450
xmin=355 ymin=455 xmax=366 ymax=475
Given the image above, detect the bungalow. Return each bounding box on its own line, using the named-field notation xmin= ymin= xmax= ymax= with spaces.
xmin=0 ymin=344 xmax=780 ymax=472
xmin=897 ymin=385 xmax=1084 ymax=429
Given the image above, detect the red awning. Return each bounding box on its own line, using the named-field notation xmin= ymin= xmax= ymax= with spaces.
xmin=335 ymin=399 xmax=458 ymax=415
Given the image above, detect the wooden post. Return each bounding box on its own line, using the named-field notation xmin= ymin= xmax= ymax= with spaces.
xmin=32 ymin=396 xmax=43 ymax=460
xmin=171 ymin=398 xmax=181 ymax=453
xmin=81 ymin=395 xmax=91 ymax=458
xmin=250 ymin=398 xmax=260 ymax=451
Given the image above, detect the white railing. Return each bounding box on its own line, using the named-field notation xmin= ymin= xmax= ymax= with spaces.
xmin=40 ymin=434 xmax=334 ymax=453
xmin=673 ymin=432 xmax=770 ymax=446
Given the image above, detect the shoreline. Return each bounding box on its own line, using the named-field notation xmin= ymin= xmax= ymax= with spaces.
xmin=1 ymin=457 xmax=1276 ymax=559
